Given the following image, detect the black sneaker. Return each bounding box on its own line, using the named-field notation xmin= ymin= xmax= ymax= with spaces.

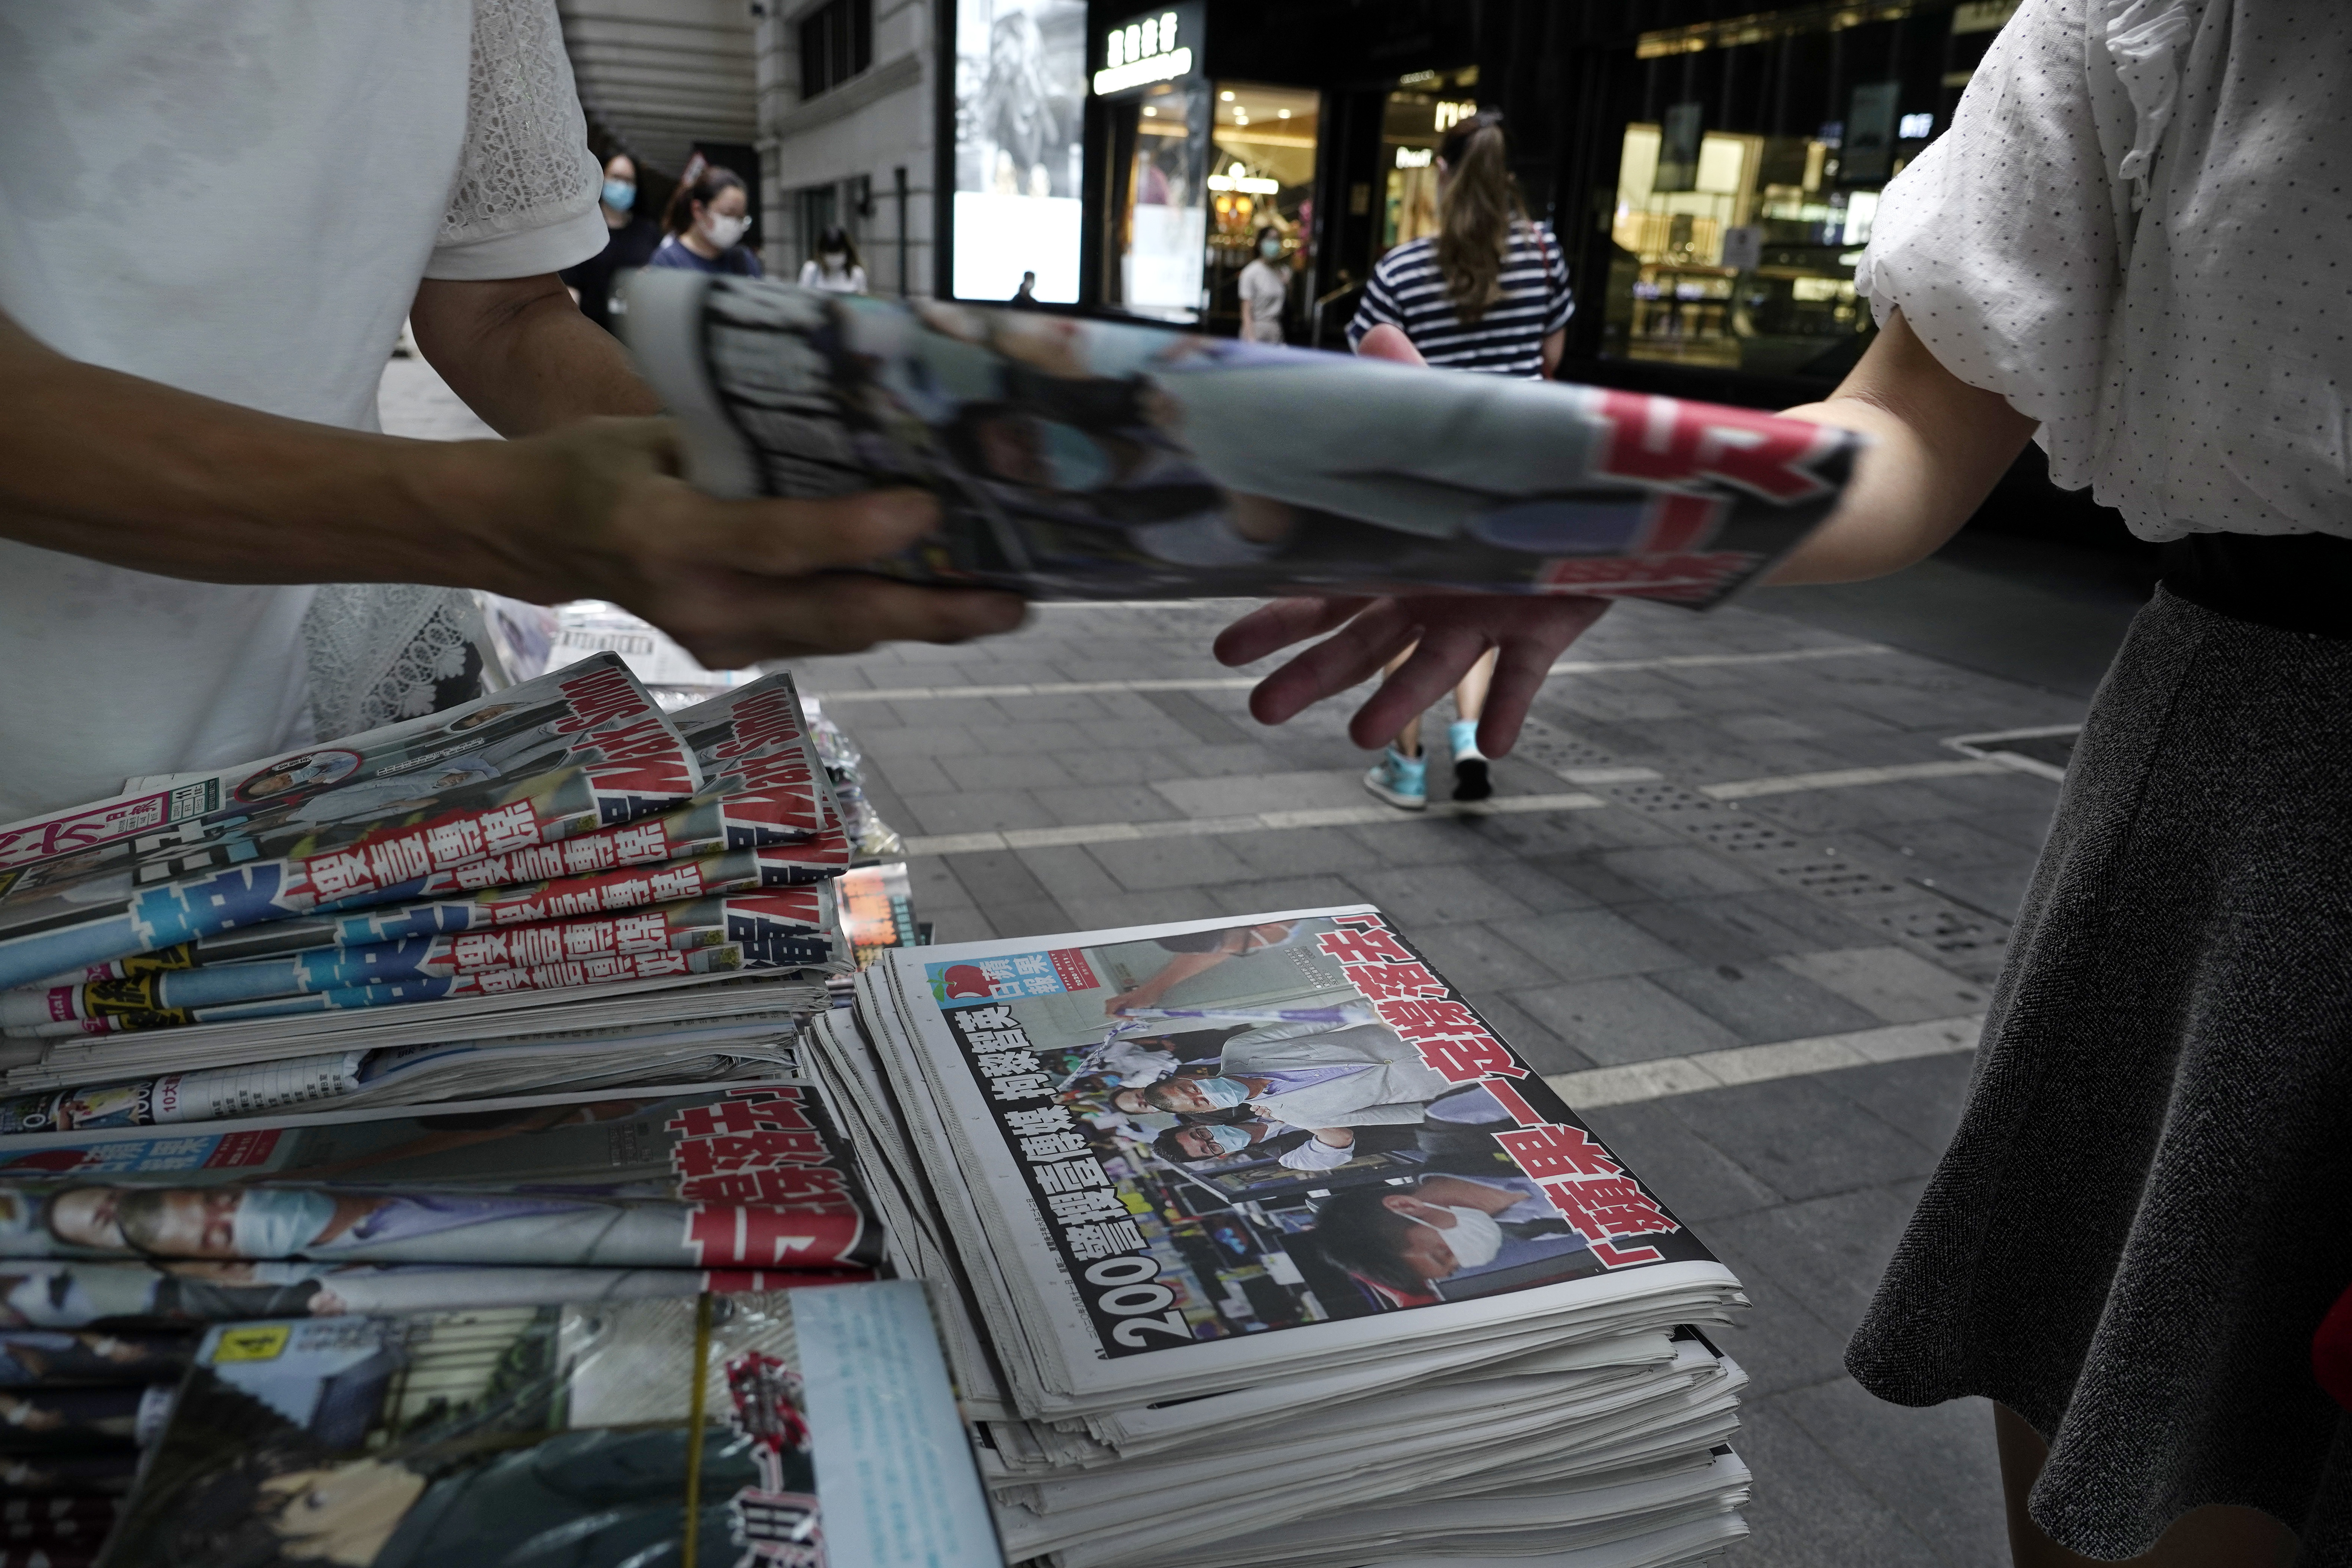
xmin=1451 ymin=756 xmax=1491 ymax=802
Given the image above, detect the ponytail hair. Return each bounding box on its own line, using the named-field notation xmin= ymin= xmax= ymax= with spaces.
xmin=1434 ymin=110 xmax=1522 ymax=324
xmin=663 ymin=162 xmax=747 ymax=238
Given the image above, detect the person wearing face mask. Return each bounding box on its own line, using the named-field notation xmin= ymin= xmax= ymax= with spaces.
xmin=559 ymin=152 xmax=662 ymax=334
xmin=1236 ymin=226 xmax=1290 ymax=346
xmin=648 ymin=164 xmax=765 ymax=277
xmin=1308 ymin=1172 xmax=1593 ymax=1297
xmin=1153 ymin=1117 xmax=1427 ymax=1173
xmin=797 ymin=225 xmax=868 ymax=295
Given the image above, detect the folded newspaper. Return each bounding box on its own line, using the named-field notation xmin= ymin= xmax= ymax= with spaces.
xmin=805 ymin=905 xmax=1753 ymax=1567
xmin=626 ymin=271 xmax=1860 ymax=606
xmin=0 ymin=672 xmax=854 ymax=1114
xmin=102 ymin=1280 xmax=999 ymax=1568
xmin=0 ymin=1080 xmax=877 ymax=1326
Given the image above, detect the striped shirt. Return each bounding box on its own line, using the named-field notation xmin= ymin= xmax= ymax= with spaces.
xmin=1348 ymin=222 xmax=1572 ymax=378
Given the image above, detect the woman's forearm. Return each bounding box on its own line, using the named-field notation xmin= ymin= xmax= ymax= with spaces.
xmin=1766 ymin=311 xmax=2038 ymax=585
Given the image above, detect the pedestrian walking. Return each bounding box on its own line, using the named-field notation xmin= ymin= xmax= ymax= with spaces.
xmin=648 ymin=164 xmax=764 ymax=277
xmin=1346 ymin=109 xmax=1571 ymax=810
xmin=1011 ymin=271 xmax=1042 ymax=309
xmin=797 ymin=227 xmax=868 ymax=294
xmin=1224 ymin=2 xmax=2351 ymax=1559
xmin=560 ymin=152 xmax=662 ymax=334
xmin=1237 ymin=228 xmax=1289 ymax=346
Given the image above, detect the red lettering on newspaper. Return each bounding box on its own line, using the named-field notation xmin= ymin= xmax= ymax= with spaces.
xmin=1533 ymin=553 xmax=1752 ymax=602
xmin=1493 ymin=1122 xmax=1678 ymax=1269
xmin=681 ymin=1201 xmax=861 ymax=1266
xmin=1590 ymin=390 xmax=1837 ymax=502
xmin=0 ymin=789 xmax=174 ymax=872
xmin=1318 ymin=915 xmax=1526 ymax=1083
xmin=554 ymin=661 xmax=652 ymax=734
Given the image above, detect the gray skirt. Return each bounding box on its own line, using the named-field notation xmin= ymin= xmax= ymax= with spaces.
xmin=1845 ymin=586 xmax=2352 ymax=1562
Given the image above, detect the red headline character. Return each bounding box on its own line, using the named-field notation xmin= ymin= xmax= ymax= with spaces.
xmin=1495 ymin=1123 xmax=1624 ymax=1182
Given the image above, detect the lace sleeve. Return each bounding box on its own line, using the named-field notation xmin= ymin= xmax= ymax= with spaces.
xmin=426 ymin=0 xmax=607 ymax=280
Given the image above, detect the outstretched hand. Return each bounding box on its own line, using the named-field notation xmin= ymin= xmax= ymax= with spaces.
xmin=1213 ymin=594 xmax=1610 ymax=756
xmin=1210 ymin=322 xmax=1611 ymax=756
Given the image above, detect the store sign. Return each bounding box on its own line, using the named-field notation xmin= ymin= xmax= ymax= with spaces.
xmin=1094 ymin=6 xmax=1197 ymax=95
xmin=1432 ymin=100 xmax=1477 ymax=133
xmin=1395 ymin=146 xmax=1433 ymax=169
xmin=1205 ymin=160 xmax=1276 ymax=196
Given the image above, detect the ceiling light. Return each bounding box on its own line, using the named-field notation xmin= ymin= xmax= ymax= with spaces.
xmin=1220 ymin=90 xmax=1234 ymax=101
xmin=1142 ymin=106 xmax=1156 ymax=115
xmin=1277 ymin=109 xmax=1291 ymax=119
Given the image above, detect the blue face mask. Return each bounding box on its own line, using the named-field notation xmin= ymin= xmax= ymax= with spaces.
xmin=1197 ymin=1123 xmax=1253 ymax=1155
xmin=1186 ymin=1076 xmax=1251 ymax=1110
xmin=602 ymin=179 xmax=637 ymax=212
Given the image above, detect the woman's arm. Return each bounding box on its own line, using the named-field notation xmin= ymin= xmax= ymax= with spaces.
xmin=1541 ymin=328 xmax=1565 ymax=379
xmin=1214 ymin=311 xmax=2038 ymax=753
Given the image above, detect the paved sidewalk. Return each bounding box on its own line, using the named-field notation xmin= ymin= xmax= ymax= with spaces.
xmin=790 ymin=594 xmax=2092 ymax=1567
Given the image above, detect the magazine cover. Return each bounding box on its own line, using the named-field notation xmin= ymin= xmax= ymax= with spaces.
xmin=0 ymin=1080 xmax=876 ymax=1273
xmin=874 ymin=908 xmax=1726 ymax=1383
xmin=627 ymin=271 xmax=1860 ymax=605
xmin=0 ymin=655 xmax=699 ymax=992
xmin=101 ymin=1281 xmax=1001 ymax=1568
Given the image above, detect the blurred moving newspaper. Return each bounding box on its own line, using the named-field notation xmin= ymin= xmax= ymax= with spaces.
xmin=0 ymin=1080 xmax=876 ymax=1328
xmin=626 ymin=271 xmax=1861 ymax=605
xmin=0 ymin=670 xmax=855 ymax=1118
xmin=806 ymin=905 xmax=1754 ymax=1566
xmin=103 ymin=1280 xmax=999 ymax=1568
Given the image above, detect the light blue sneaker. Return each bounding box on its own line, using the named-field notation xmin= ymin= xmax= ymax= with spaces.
xmin=1363 ymin=745 xmax=1427 ymax=810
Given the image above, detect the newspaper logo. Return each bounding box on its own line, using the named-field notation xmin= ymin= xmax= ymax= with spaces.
xmin=928 ymin=949 xmax=1099 ymax=1007
xmin=0 ymin=781 xmax=219 ymax=872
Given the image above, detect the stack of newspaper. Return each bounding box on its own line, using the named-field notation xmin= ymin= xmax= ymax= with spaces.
xmin=0 ymin=1325 xmax=190 ymax=1522
xmin=0 ymin=1079 xmax=877 ymax=1329
xmin=101 ymin=1279 xmax=998 ymax=1568
xmin=0 ymin=655 xmax=854 ymax=1130
xmin=807 ymin=905 xmax=1755 ymax=1566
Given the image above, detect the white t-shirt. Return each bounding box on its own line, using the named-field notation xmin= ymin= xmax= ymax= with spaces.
xmin=0 ymin=0 xmax=606 ymax=821
xmin=1858 ymin=0 xmax=2352 ymax=541
xmin=798 ymin=259 xmax=870 ymax=294
xmin=1237 ymin=258 xmax=1288 ymax=344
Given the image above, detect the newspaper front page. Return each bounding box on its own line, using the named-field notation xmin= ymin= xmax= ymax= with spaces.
xmin=628 ymin=271 xmax=1861 ymax=606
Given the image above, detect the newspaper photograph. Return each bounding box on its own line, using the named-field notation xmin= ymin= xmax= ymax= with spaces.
xmin=102 ymin=1282 xmax=999 ymax=1568
xmin=0 ymin=1080 xmax=876 ymax=1274
xmin=0 ymin=654 xmax=700 ymax=991
xmin=627 ymin=270 xmax=1862 ymax=605
xmin=878 ymin=908 xmax=1720 ymax=1366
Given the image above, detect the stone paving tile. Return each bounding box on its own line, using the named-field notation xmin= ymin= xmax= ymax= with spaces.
xmin=1577 ymin=1099 xmax=1786 ymax=1222
xmin=1774 ymin=1381 xmax=2009 ymax=1568
xmin=1492 ymin=907 xmax=1693 ymax=982
xmin=926 ymin=752 xmax=1075 ymax=792
xmin=1650 ymin=962 xmax=1886 ymax=1046
xmin=1220 ymin=824 xmax=1396 ymax=878
xmin=1032 ymin=783 xmax=1188 ymax=827
xmin=1087 ymin=835 xmax=1257 ymax=892
xmin=1400 ymin=922 xmax=1563 ymax=992
xmin=1773 ymin=947 xmax=1992 ymax=1025
xmin=1660 ymin=1078 xmax=1942 ymax=1203
xmin=1348 ymin=862 xmax=1537 ymax=926
xmin=1728 ymin=1404 xmax=1951 ymax=1568
xmin=895 ymin=788 xmax=1054 ymax=836
xmin=1511 ymin=974 xmax=1746 ymax=1065
xmin=1207 ymin=874 xmax=1367 ymax=917
xmin=1152 ymin=769 xmax=1370 ymax=818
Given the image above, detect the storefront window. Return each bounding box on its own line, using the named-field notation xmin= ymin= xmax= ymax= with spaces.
xmin=1203 ymin=82 xmax=1320 ymax=326
xmin=1378 ymin=68 xmax=1476 ymax=259
xmin=1120 ymin=79 xmax=1213 ymax=319
xmin=1597 ymin=0 xmax=2015 ymax=380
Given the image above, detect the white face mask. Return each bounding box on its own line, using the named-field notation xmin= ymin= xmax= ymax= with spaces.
xmin=1416 ymin=1204 xmax=1504 ymax=1270
xmin=703 ymin=211 xmax=749 ymax=249
xmin=231 ymin=1187 xmax=337 ymax=1258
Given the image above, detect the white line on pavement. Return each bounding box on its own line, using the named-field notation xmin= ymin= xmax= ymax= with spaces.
xmin=808 ymin=642 xmax=1892 ymax=705
xmin=1544 ymin=1015 xmax=1983 ymax=1109
xmin=1697 ymin=759 xmax=2011 ymax=800
xmin=900 ymin=791 xmax=1611 ymax=857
